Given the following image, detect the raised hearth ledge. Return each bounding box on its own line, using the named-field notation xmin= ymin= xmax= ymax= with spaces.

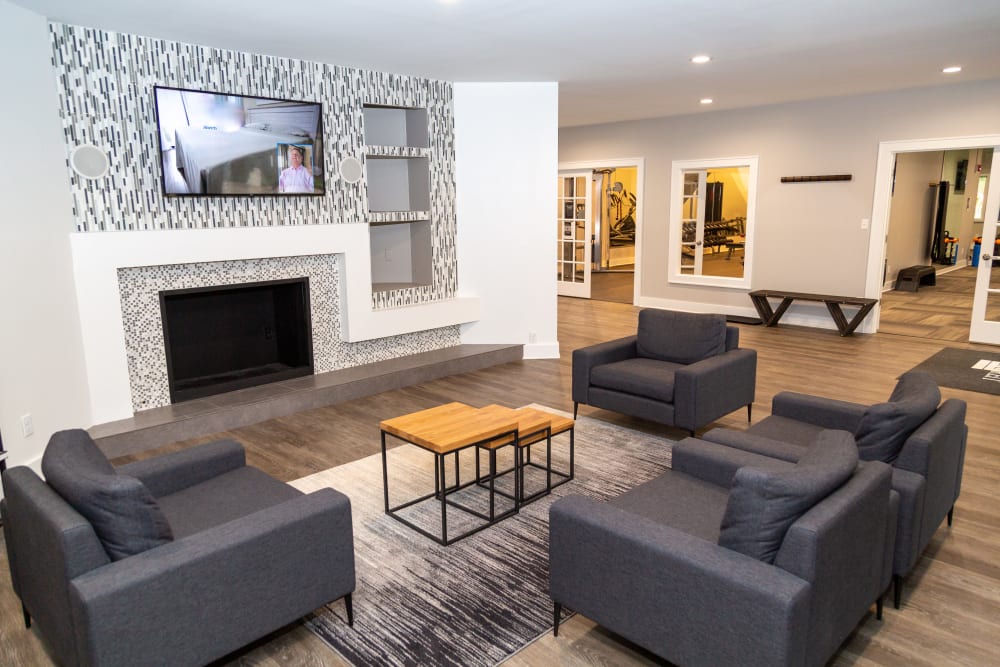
xmin=70 ymin=226 xmax=480 ymax=425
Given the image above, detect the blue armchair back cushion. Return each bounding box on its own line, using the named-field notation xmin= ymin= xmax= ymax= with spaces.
xmin=854 ymin=370 xmax=940 ymax=463
xmin=41 ymin=429 xmax=173 ymax=561
xmin=636 ymin=309 xmax=727 ymax=364
xmin=718 ymin=430 xmax=858 ymax=563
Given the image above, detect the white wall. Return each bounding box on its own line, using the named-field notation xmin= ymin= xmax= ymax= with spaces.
xmin=0 ymin=0 xmax=92 ymax=472
xmin=560 ymin=79 xmax=1000 ymax=327
xmin=455 ymin=83 xmax=560 ymax=358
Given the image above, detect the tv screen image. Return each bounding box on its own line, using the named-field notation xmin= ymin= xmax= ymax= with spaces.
xmin=154 ymin=86 xmax=325 ymax=196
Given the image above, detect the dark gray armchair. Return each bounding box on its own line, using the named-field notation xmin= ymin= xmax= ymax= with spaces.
xmin=572 ymin=309 xmax=756 ymax=435
xmin=549 ymin=433 xmax=894 ymax=667
xmin=702 ymin=370 xmax=966 ymax=608
xmin=1 ymin=429 xmax=355 ymax=667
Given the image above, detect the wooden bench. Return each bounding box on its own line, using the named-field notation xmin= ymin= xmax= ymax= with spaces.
xmin=895 ymin=265 xmax=936 ymax=292
xmin=748 ymin=290 xmax=878 ymax=337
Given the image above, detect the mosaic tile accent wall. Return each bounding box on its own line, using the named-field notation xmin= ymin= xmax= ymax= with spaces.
xmin=118 ymin=256 xmax=460 ymax=411
xmin=49 ymin=22 xmax=456 ymax=310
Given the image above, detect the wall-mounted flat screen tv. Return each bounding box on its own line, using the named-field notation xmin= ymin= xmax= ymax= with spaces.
xmin=154 ymin=86 xmax=325 ymax=197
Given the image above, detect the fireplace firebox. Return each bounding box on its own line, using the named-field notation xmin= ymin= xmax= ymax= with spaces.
xmin=160 ymin=278 xmax=313 ymax=403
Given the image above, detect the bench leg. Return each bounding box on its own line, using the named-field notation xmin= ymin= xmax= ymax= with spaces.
xmin=768 ymin=297 xmax=795 ymax=326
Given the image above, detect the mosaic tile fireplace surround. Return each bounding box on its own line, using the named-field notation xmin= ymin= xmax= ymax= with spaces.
xmin=118 ymin=255 xmax=460 ymax=412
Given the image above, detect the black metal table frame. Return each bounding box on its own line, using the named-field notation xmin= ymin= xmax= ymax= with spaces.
xmin=476 ymin=424 xmax=575 ymax=505
xmin=381 ymin=426 xmax=521 ymax=546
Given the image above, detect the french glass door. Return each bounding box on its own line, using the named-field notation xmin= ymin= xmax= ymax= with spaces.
xmin=556 ymin=172 xmax=591 ymax=298
xmin=969 ymin=147 xmax=1000 ymax=344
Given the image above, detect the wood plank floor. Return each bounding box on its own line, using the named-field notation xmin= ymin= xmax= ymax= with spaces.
xmin=878 ymin=267 xmax=978 ymax=342
xmin=2 ymin=297 xmax=998 ymax=666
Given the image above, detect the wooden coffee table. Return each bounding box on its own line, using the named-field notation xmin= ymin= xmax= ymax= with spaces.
xmin=476 ymin=405 xmax=576 ymax=503
xmin=380 ymin=402 xmax=523 ymax=545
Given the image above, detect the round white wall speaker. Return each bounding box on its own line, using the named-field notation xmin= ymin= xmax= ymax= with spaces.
xmin=338 ymin=156 xmax=363 ymax=184
xmin=70 ymin=144 xmax=110 ymax=180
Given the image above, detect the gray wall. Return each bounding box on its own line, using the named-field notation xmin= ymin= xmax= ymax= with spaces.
xmin=886 ymin=151 xmax=941 ymax=285
xmin=560 ymin=79 xmax=1000 ymax=311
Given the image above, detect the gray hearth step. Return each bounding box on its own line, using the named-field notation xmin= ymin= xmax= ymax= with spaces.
xmin=91 ymin=344 xmax=523 ymax=459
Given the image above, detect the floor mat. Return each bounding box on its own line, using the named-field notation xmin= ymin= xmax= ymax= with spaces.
xmin=908 ymin=347 xmax=1000 ymax=396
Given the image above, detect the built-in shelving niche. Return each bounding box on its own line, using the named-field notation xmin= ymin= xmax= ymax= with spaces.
xmin=369 ymin=219 xmax=433 ymax=292
xmin=365 ymin=156 xmax=430 ymax=212
xmin=362 ymin=104 xmax=433 ymax=292
xmin=362 ymin=105 xmax=429 ymax=148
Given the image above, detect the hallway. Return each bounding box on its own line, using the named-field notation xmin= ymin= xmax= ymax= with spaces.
xmin=878 ymin=267 xmax=978 ymax=342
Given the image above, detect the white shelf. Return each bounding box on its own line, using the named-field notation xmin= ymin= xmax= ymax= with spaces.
xmin=362 ymin=104 xmax=433 ymax=295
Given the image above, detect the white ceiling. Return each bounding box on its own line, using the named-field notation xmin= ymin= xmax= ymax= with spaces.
xmin=12 ymin=0 xmax=1000 ymax=127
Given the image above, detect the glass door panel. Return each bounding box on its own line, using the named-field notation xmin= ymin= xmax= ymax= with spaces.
xmin=970 ymin=147 xmax=1000 ymax=343
xmin=557 ymin=172 xmax=591 ymax=297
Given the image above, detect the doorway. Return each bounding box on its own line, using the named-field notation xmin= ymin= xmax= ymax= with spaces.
xmin=869 ymin=138 xmax=1000 ymax=345
xmin=557 ymin=158 xmax=644 ymax=305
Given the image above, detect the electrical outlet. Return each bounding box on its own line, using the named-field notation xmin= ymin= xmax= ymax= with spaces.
xmin=20 ymin=413 xmax=34 ymax=437
xmin=861 ymin=218 xmax=870 ymax=230
xmin=384 ymin=249 xmax=392 ymax=262
xmin=528 ymin=331 xmax=537 ymax=344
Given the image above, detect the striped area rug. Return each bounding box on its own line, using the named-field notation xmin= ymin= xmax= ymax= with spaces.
xmin=290 ymin=407 xmax=674 ymax=667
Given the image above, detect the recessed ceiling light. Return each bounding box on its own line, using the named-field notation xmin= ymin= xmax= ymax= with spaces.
xmin=942 ymin=66 xmax=962 ymax=74
xmin=700 ymin=98 xmax=714 ymax=105
xmin=691 ymin=55 xmax=712 ymax=64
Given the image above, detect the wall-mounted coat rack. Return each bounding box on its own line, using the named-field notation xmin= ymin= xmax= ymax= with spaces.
xmin=780 ymin=174 xmax=852 ymax=183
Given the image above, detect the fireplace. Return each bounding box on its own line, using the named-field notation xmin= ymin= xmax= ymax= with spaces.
xmin=160 ymin=278 xmax=313 ymax=403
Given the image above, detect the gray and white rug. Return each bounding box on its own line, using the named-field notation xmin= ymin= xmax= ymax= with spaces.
xmin=290 ymin=407 xmax=675 ymax=667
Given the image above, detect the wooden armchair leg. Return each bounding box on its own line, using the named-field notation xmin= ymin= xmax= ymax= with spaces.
xmin=553 ymin=602 xmax=562 ymax=636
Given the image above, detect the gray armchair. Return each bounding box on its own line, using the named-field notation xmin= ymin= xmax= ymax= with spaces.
xmin=702 ymin=370 xmax=967 ymax=608
xmin=572 ymin=309 xmax=756 ymax=435
xmin=1 ymin=429 xmax=355 ymax=667
xmin=549 ymin=433 xmax=894 ymax=667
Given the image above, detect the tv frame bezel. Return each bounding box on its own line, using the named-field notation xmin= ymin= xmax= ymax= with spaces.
xmin=153 ymin=84 xmax=326 ymax=199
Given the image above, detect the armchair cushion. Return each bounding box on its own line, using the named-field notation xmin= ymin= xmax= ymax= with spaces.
xmin=854 ymin=371 xmax=940 ymax=463
xmin=158 ymin=466 xmax=303 ymax=537
xmin=636 ymin=309 xmax=727 ymax=364
xmin=41 ymin=430 xmax=173 ymax=561
xmin=590 ymin=357 xmax=682 ymax=403
xmin=718 ymin=430 xmax=857 ymax=563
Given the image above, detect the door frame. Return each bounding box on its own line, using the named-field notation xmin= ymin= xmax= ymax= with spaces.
xmin=558 ymin=157 xmax=645 ymax=305
xmin=866 ymin=135 xmax=1000 ymax=336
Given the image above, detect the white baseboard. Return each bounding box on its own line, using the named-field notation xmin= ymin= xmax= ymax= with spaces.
xmin=635 ymin=295 xmax=872 ymax=334
xmin=523 ymin=342 xmax=560 ymax=359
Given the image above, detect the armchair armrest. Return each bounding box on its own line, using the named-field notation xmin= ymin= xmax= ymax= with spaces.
xmin=889 ymin=467 xmax=925 ymax=576
xmin=550 ymin=495 xmax=809 ymax=667
xmin=672 ymin=437 xmax=794 ymax=488
xmin=572 ymin=336 xmax=637 ymax=403
xmin=68 ymin=488 xmax=355 ymax=667
xmin=771 ymin=392 xmax=866 ymax=432
xmin=116 ymin=439 xmax=246 ymax=496
xmin=673 ymin=348 xmax=757 ymax=432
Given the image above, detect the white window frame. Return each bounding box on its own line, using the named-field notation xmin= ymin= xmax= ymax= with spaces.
xmin=668 ymin=155 xmax=758 ymax=289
